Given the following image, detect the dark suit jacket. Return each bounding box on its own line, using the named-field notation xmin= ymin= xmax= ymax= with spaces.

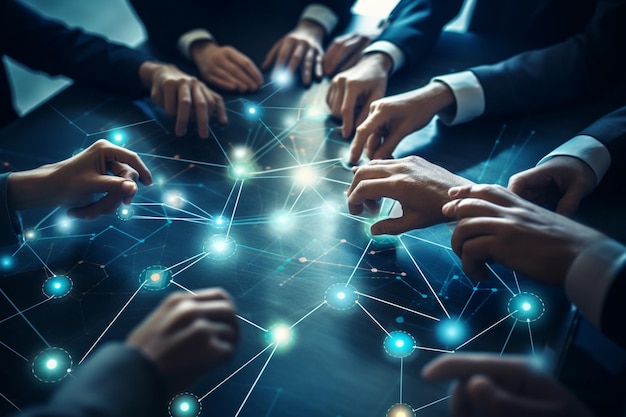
xmin=0 ymin=0 xmax=150 ymax=129
xmin=16 ymin=343 xmax=168 ymax=417
xmin=470 ymin=0 xmax=626 ymax=119
xmin=603 ymin=260 xmax=626 ymax=348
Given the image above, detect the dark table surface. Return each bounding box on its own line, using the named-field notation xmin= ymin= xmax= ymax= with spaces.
xmin=0 ymin=30 xmax=624 ymax=417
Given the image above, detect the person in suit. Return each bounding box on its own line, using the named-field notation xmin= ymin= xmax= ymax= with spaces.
xmin=344 ymin=0 xmax=626 ymax=165
xmin=0 ymin=139 xmax=151 ymax=246
xmin=0 ymin=0 xmax=227 ymax=138
xmin=16 ymin=287 xmax=239 ymax=417
xmin=129 ymin=0 xmax=354 ymax=91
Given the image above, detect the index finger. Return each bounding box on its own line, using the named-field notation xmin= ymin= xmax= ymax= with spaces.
xmin=104 ymin=145 xmax=152 ymax=185
xmin=341 ymin=86 xmax=359 ymax=138
xmin=350 ymin=115 xmax=379 ymax=164
xmin=175 ymin=83 xmax=192 ymax=137
xmin=422 ymin=353 xmax=533 ymax=382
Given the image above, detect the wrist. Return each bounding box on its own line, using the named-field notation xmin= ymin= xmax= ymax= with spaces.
xmin=190 ymin=39 xmax=217 ymax=63
xmin=7 ymin=166 xmax=56 ymax=210
xmin=138 ymin=61 xmax=162 ymax=91
xmin=423 ymin=81 xmax=456 ymax=115
xmin=359 ymin=52 xmax=393 ymax=75
xmin=296 ymin=19 xmax=326 ymax=41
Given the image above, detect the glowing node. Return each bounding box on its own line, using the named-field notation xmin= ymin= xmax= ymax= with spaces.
xmin=435 ymin=318 xmax=468 ymax=346
xmin=508 ymin=292 xmax=545 ymax=322
xmin=139 ymin=265 xmax=172 ymax=291
xmin=305 ymin=106 xmax=326 ymax=120
xmin=164 ymin=192 xmax=185 ymax=208
xmin=228 ymin=162 xmax=255 ymax=180
xmin=42 ymin=275 xmax=73 ymax=299
xmin=265 ymin=324 xmax=295 ymax=349
xmin=243 ymin=101 xmax=263 ymax=120
xmin=273 ymin=69 xmax=293 ymax=87
xmin=210 ymin=215 xmax=230 ymax=231
xmin=203 ymin=234 xmax=237 ymax=260
xmin=169 ymin=393 xmax=201 ymax=417
xmin=386 ymin=403 xmax=416 ymax=417
xmin=110 ymin=132 xmax=125 ymax=144
xmin=32 ymin=347 xmax=72 ymax=383
xmin=270 ymin=211 xmax=294 ymax=231
xmin=116 ymin=205 xmax=134 ymax=221
xmin=325 ymin=283 xmax=358 ymax=310
xmin=294 ymin=166 xmax=320 ymax=187
xmin=1 ymin=255 xmax=14 ymax=270
xmin=384 ymin=331 xmax=416 ymax=359
xmin=232 ymin=147 xmax=250 ymax=161
xmin=57 ymin=216 xmax=73 ymax=232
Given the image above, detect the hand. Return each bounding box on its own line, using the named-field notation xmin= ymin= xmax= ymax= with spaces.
xmin=347 ymin=156 xmax=473 ymax=234
xmin=326 ymin=53 xmax=391 ymax=139
xmin=323 ymin=33 xmax=373 ymax=75
xmin=190 ymin=41 xmax=263 ymax=93
xmin=422 ymin=353 xmax=596 ymax=417
xmin=139 ymin=61 xmax=228 ymax=139
xmin=348 ymin=81 xmax=455 ymax=164
xmin=126 ymin=288 xmax=239 ymax=395
xmin=262 ymin=20 xmax=326 ymax=86
xmin=508 ymin=156 xmax=597 ymax=216
xmin=442 ymin=184 xmax=606 ymax=282
xmin=7 ymin=139 xmax=152 ymax=219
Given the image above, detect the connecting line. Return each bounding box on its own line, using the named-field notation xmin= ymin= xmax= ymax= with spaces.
xmin=226 ymin=180 xmax=245 ymax=240
xmin=260 ymin=120 xmax=300 ymax=164
xmin=399 ymin=237 xmax=451 ymax=319
xmin=131 ymin=216 xmax=207 ymax=224
xmin=455 ymin=311 xmax=517 ymax=351
xmin=208 ymin=125 xmax=233 ymax=166
xmin=289 ymin=301 xmax=327 ymax=329
xmin=166 ymin=252 xmax=207 ymax=273
xmin=220 ymin=180 xmax=240 ymax=218
xmin=170 ymin=253 xmax=210 ymax=278
xmin=356 ymin=301 xmax=391 ymax=337
xmin=287 ymin=187 xmax=307 ymax=215
xmin=400 ymin=357 xmax=404 ymax=404
xmin=513 ymin=271 xmax=521 ymax=293
xmin=78 ymin=282 xmax=145 ymax=365
xmin=34 ymin=206 xmax=61 ymax=230
xmin=0 ymin=297 xmax=52 ymax=325
xmin=500 ymin=319 xmax=517 ymax=356
xmin=499 ymin=130 xmax=536 ymax=184
xmin=413 ymin=346 xmax=455 ymax=354
xmin=136 ymin=152 xmax=228 ymax=169
xmin=457 ymin=282 xmax=479 ymax=321
xmin=400 ymin=233 xmax=453 ymax=251
xmin=236 ymin=315 xmax=268 ymax=333
xmin=527 ymin=321 xmax=536 ymax=356
xmin=0 ymin=288 xmax=50 ymax=348
xmin=170 ymin=280 xmax=196 ymax=295
xmin=345 ymin=240 xmax=373 ymax=287
xmin=0 ymin=392 xmax=21 ymax=412
xmin=413 ymin=395 xmax=452 ymax=412
xmin=319 ymin=177 xmax=352 ymax=186
xmin=234 ymin=343 xmax=279 ymax=417
xmin=0 ymin=339 xmax=29 ymax=361
xmin=356 ymin=292 xmax=440 ymax=322
xmin=23 ymin=243 xmax=55 ymax=276
xmin=477 ymin=123 xmax=506 ymax=182
xmin=47 ymin=104 xmax=88 ymax=135
xmin=105 ymin=223 xmax=171 ymax=266
xmin=163 ymin=203 xmax=212 ymax=221
xmin=485 ymin=264 xmax=516 ymax=295
xmin=86 ymin=119 xmax=155 ymax=137
xmin=199 ymin=344 xmax=275 ymax=401
xmin=259 ymin=86 xmax=283 ymax=104
xmin=181 ymin=198 xmax=213 ymax=219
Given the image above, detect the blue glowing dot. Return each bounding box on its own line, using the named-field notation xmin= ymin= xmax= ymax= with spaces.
xmin=395 ymin=316 xmax=405 ymax=324
xmin=169 ymin=393 xmax=201 ymax=417
xmin=1 ymin=255 xmax=14 ymax=270
xmin=42 ymin=275 xmax=72 ymax=299
xmin=436 ymin=318 xmax=468 ymax=346
xmin=248 ymin=107 xmax=256 ymax=114
xmin=508 ymin=292 xmax=545 ymax=322
xmin=383 ymin=331 xmax=416 ymax=359
xmin=114 ymin=133 xmax=123 ymax=142
xmin=203 ymin=234 xmax=237 ymax=260
xmin=325 ymin=283 xmax=358 ymax=310
xmin=32 ymin=347 xmax=72 ymax=383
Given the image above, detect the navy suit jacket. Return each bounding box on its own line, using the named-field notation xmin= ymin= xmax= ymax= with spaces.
xmin=0 ymin=0 xmax=150 ymax=129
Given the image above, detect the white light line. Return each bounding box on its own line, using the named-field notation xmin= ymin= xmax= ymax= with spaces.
xmin=513 ymin=271 xmax=521 ymax=293
xmin=345 ymin=240 xmax=373 ymax=286
xmin=287 ymin=186 xmax=306 ymax=214
xmin=170 ymin=252 xmax=210 ymax=278
xmin=457 ymin=282 xmax=479 ymax=320
xmin=289 ymin=301 xmax=326 ymax=329
xmin=486 ymin=264 xmax=516 ymax=295
xmin=166 ymin=252 xmax=207 ymax=271
xmin=136 ymin=152 xmax=228 ymax=168
xmin=86 ymin=119 xmax=155 ymax=136
xmin=0 ymin=392 xmax=21 ymax=412
xmin=170 ymin=280 xmax=196 ymax=294
xmin=528 ymin=321 xmax=535 ymax=356
xmin=220 ymin=180 xmax=239 ymax=218
xmin=79 ymin=283 xmax=145 ymax=364
xmin=226 ymin=179 xmax=245 ymax=240
xmin=356 ymin=301 xmax=391 ymax=337
xmin=0 ymin=288 xmax=50 ymax=348
xmin=34 ymin=206 xmax=61 ymax=229
xmin=208 ymin=125 xmax=233 ymax=165
xmin=455 ymin=311 xmax=517 ymax=351
xmin=199 ymin=344 xmax=274 ymax=401
xmin=234 ymin=343 xmax=279 ymax=417
xmin=0 ymin=297 xmax=52 ymax=324
xmin=400 ymin=233 xmax=453 ymax=251
xmin=252 ymin=158 xmax=342 ymax=175
xmin=236 ymin=315 xmax=268 ymax=332
xmin=399 ymin=237 xmax=450 ymax=319
xmin=356 ymin=292 xmax=440 ymax=321
xmin=400 ymin=358 xmax=404 ymax=404
xmin=413 ymin=395 xmax=452 ymax=412
xmin=413 ymin=346 xmax=455 ymax=353
xmin=0 ymin=339 xmax=29 ymax=361
xmin=131 ymin=216 xmax=208 ymax=223
xmin=24 ymin=243 xmax=55 ymax=276
xmin=500 ymin=319 xmax=517 ymax=356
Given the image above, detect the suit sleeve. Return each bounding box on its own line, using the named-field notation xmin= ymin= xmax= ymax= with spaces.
xmin=17 ymin=343 xmax=168 ymax=417
xmin=0 ymin=173 xmax=21 ymax=247
xmin=2 ymin=0 xmax=150 ymax=98
xmin=578 ymin=105 xmax=626 ymax=156
xmin=376 ymin=0 xmax=464 ymax=68
xmin=601 ymin=263 xmax=626 ymax=348
xmin=470 ymin=0 xmax=626 ymax=119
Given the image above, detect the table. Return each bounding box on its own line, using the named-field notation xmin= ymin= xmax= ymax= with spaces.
xmin=0 ymin=31 xmax=619 ymax=417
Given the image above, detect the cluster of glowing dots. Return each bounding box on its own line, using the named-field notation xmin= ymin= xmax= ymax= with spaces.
xmin=386 ymin=403 xmax=416 ymax=417
xmin=32 ymin=347 xmax=72 ymax=383
xmin=265 ymin=324 xmax=295 ymax=349
xmin=42 ymin=275 xmax=73 ymax=298
xmin=169 ymin=393 xmax=201 ymax=417
xmin=508 ymin=292 xmax=545 ymax=322
xmin=384 ymin=331 xmax=416 ymax=359
xmin=139 ymin=265 xmax=172 ymax=291
xmin=325 ymin=283 xmax=358 ymax=310
xmin=203 ymin=234 xmax=237 ymax=260
xmin=116 ymin=205 xmax=134 ymax=221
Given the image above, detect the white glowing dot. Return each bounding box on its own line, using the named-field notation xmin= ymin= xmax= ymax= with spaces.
xmin=54 ymin=282 xmax=61 ymax=289
xmin=114 ymin=134 xmax=123 ymax=142
xmin=522 ymin=302 xmax=532 ymax=311
xmin=25 ymin=230 xmax=36 ymax=239
xmin=234 ymin=148 xmax=247 ymax=159
xmin=213 ymin=241 xmax=227 ymax=252
xmin=272 ymin=325 xmax=291 ymax=344
xmin=294 ymin=166 xmax=319 ymax=187
xmin=395 ymin=340 xmax=404 ymax=348
xmin=121 ymin=209 xmax=129 ymax=215
xmin=46 ymin=359 xmax=58 ymax=370
xmin=248 ymin=107 xmax=256 ymax=114
xmin=337 ymin=292 xmax=345 ymax=300
xmin=180 ymin=402 xmax=190 ymax=412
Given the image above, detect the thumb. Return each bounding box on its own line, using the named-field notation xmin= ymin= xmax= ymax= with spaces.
xmin=555 ymin=188 xmax=584 ymax=217
xmin=467 ymin=375 xmax=542 ymax=417
xmin=371 ymin=217 xmax=411 ymax=235
xmin=91 ymin=176 xmax=138 ymax=199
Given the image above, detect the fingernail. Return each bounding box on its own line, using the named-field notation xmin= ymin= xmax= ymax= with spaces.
xmin=448 ymin=187 xmax=460 ymax=197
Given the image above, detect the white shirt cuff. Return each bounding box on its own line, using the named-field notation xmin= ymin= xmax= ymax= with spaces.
xmin=300 ymin=4 xmax=338 ymax=35
xmin=431 ymin=71 xmax=485 ymax=125
xmin=536 ymin=135 xmax=611 ymax=186
xmin=177 ymin=29 xmax=215 ymax=60
xmin=363 ymin=40 xmax=405 ymax=75
xmin=565 ymin=239 xmax=626 ymax=328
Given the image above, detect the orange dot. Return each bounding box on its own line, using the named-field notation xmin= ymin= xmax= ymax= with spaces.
xmin=299 ymin=257 xmax=307 ymax=263
xmin=150 ymin=273 xmax=161 ymax=282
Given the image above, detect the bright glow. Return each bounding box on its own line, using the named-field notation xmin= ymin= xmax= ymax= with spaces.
xmin=294 ymin=166 xmax=319 ymax=187
xmin=54 ymin=282 xmax=61 ymax=289
xmin=139 ymin=266 xmax=172 ymax=291
xmin=32 ymin=347 xmax=72 ymax=383
xmin=273 ymin=69 xmax=293 ymax=87
xmin=248 ymin=107 xmax=256 ymax=115
xmin=25 ymin=230 xmax=36 ymax=240
xmin=508 ymin=292 xmax=545 ymax=322
xmin=1 ymin=255 xmax=14 ymax=269
xmin=436 ymin=318 xmax=468 ymax=346
xmin=386 ymin=403 xmax=416 ymax=417
xmin=522 ymin=302 xmax=532 ymax=311
xmin=270 ymin=211 xmax=294 ymax=231
xmin=58 ymin=217 xmax=72 ymax=231
xmin=166 ymin=192 xmax=183 ymax=205
xmin=325 ymin=283 xmax=358 ymax=310
xmin=306 ymin=106 xmax=326 ymax=120
xmin=180 ymin=402 xmax=190 ymax=412
xmin=203 ymin=235 xmax=237 ymax=260
xmin=233 ymin=147 xmax=248 ymax=160
xmin=46 ymin=359 xmax=58 ymax=370
xmin=266 ymin=324 xmax=295 ymax=349
xmin=169 ymin=393 xmax=201 ymax=417
xmin=121 ymin=209 xmax=128 ymax=215
xmin=384 ymin=331 xmax=416 ymax=358
xmin=113 ymin=133 xmax=123 ymax=142
xmin=337 ymin=292 xmax=345 ymax=300
xmin=395 ymin=340 xmax=404 ymax=348
xmin=228 ymin=163 xmax=255 ymax=179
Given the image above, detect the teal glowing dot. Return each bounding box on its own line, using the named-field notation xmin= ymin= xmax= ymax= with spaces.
xmin=508 ymin=292 xmax=545 ymax=322
xmin=114 ymin=134 xmax=123 ymax=142
xmin=248 ymin=107 xmax=256 ymax=114
xmin=169 ymin=393 xmax=201 ymax=417
xmin=1 ymin=255 xmax=14 ymax=269
xmin=46 ymin=359 xmax=58 ymax=370
xmin=32 ymin=347 xmax=72 ymax=383
xmin=384 ymin=331 xmax=416 ymax=359
xmin=180 ymin=403 xmax=189 ymax=412
xmin=325 ymin=283 xmax=358 ymax=310
xmin=436 ymin=318 xmax=468 ymax=346
xmin=203 ymin=234 xmax=237 ymax=260
xmin=264 ymin=324 xmax=295 ymax=350
xmin=54 ymin=283 xmax=61 ymax=289
xmin=42 ymin=275 xmax=72 ymax=298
